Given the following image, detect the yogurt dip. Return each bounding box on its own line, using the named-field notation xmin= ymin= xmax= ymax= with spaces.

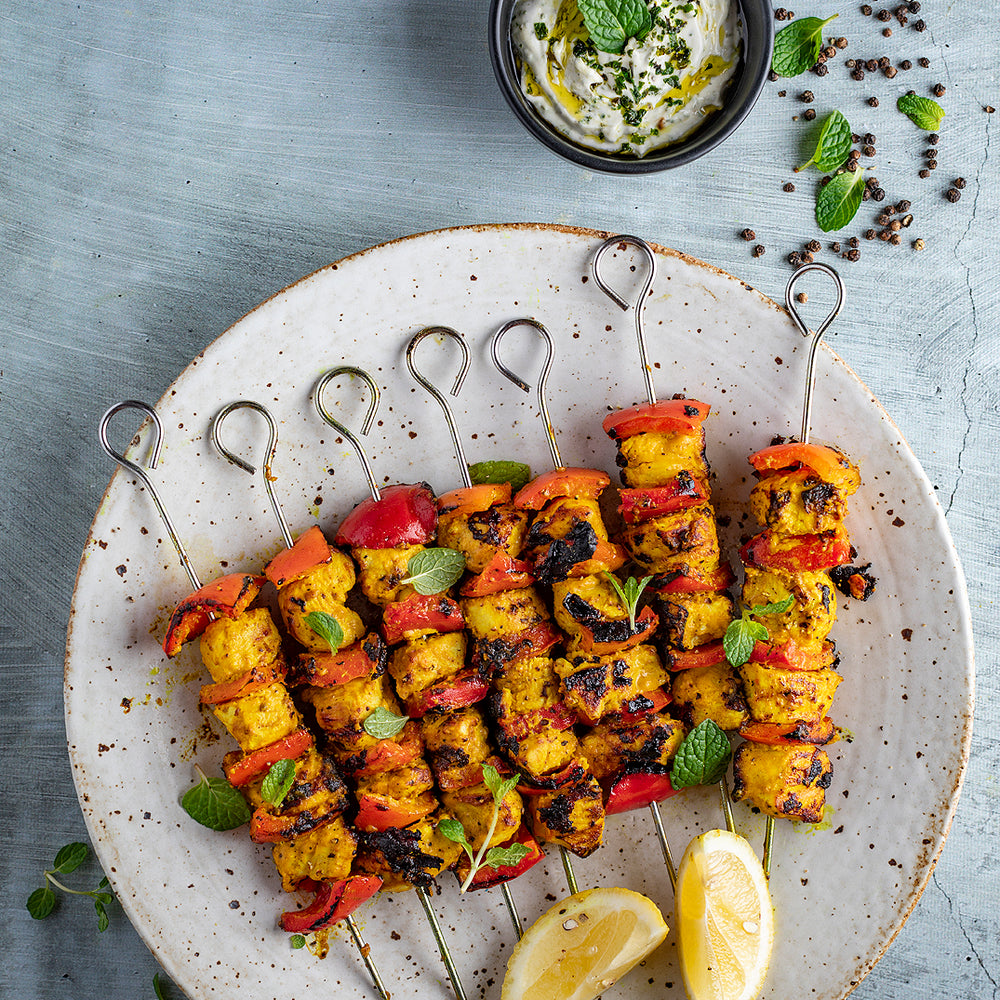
xmin=511 ymin=0 xmax=739 ymax=157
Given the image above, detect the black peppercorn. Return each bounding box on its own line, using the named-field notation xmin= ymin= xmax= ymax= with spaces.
xmin=889 ymin=220 xmax=902 ymax=232
xmin=845 ymin=248 xmax=861 ymax=261
xmin=908 ymin=1 xmax=920 ymax=11
xmin=814 ymin=63 xmax=829 ymax=76
xmin=884 ymin=66 xmax=897 ymax=78
xmin=788 ymin=251 xmax=802 ymax=265
xmin=932 ymin=83 xmax=945 ymax=96
xmin=946 ymin=188 xmax=961 ymax=202
xmin=865 ymin=229 xmax=877 ymax=240
xmin=752 ymin=244 xmax=765 ymax=257
xmin=831 ymin=242 xmax=842 ymax=252
xmin=914 ymin=18 xmax=926 ymax=30
xmin=954 ymin=178 xmax=966 ymax=189
xmin=851 ymin=68 xmax=865 ymax=81
xmin=803 ymin=108 xmax=817 ymax=120
xmin=824 ymin=46 xmax=837 ymax=58
xmin=801 ymin=251 xmax=814 ymax=264
xmin=863 ymin=144 xmax=876 ymax=156
xmin=927 ymin=160 xmax=937 ymax=170
xmin=878 ymin=230 xmax=891 ymax=241
xmin=836 ymin=36 xmax=848 ymax=48
xmin=783 ymin=182 xmax=796 ymax=192
xmin=848 ymin=236 xmax=860 ymax=249
xmin=919 ymin=168 xmax=930 ymax=178
xmin=900 ymin=59 xmax=912 ymax=70
xmin=889 ymin=234 xmax=902 ymax=246
xmin=868 ymin=96 xmax=879 ymax=107
xmin=872 ymin=188 xmax=886 ymax=202
xmin=801 ymin=90 xmax=815 ymax=102
xmin=877 ymin=8 xmax=891 ymax=20
xmin=864 ymin=132 xmax=876 ymax=144
xmin=861 ymin=3 xmax=872 ymax=12
xmin=866 ymin=59 xmax=879 ymax=72
xmin=741 ymin=228 xmax=756 ymax=241
xmin=897 ymin=199 xmax=911 ymax=211
xmin=883 ymin=26 xmax=892 ymax=36
xmin=926 ymin=148 xmax=937 ymax=160
xmin=806 ymin=239 xmax=821 ymax=253
xmin=878 ymin=56 xmax=891 ymax=68
xmin=877 ymin=212 xmax=891 ymax=225
xmin=928 ymin=133 xmax=939 ymax=145
xmin=774 ymin=7 xmax=788 ymax=18
xmin=768 ymin=70 xmax=779 ymax=82
xmin=918 ymin=57 xmax=930 ymax=67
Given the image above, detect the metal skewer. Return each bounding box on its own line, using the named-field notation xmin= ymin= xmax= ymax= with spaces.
xmin=405 ymin=325 xmax=527 ymax=938
xmin=98 ymin=400 xmax=390 ymax=1000
xmin=309 ymin=370 xmax=469 ymax=1000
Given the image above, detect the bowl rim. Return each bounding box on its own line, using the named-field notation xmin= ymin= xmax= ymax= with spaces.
xmin=488 ymin=0 xmax=775 ymax=174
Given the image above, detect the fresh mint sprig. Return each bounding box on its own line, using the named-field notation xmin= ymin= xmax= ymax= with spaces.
xmin=401 ymin=547 xmax=466 ymax=595
xmin=261 ymin=759 xmax=296 ymax=809
xmin=603 ymin=572 xmax=653 ymax=631
xmin=771 ymin=14 xmax=839 ymax=77
xmin=363 ymin=705 xmax=410 ymax=739
xmin=305 ymin=610 xmax=344 ymax=653
xmin=815 ymin=167 xmax=867 ymax=232
xmin=26 ymin=842 xmax=115 ymax=931
xmin=469 ymin=459 xmax=532 ymax=494
xmin=723 ymin=595 xmax=795 ymax=668
xmin=577 ymin=0 xmax=652 ymax=55
xmin=670 ymin=719 xmax=732 ymax=788
xmin=181 ymin=764 xmax=252 ymax=831
xmin=797 ymin=109 xmax=852 ymax=173
xmin=897 ymin=93 xmax=945 ymax=131
xmin=438 ymin=764 xmax=530 ymax=891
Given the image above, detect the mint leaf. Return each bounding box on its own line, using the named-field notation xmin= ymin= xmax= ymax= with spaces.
xmin=772 ymin=15 xmax=838 ymax=78
xmin=603 ymin=572 xmax=653 ymax=631
xmin=305 ymin=611 xmax=344 ymax=653
xmin=815 ymin=168 xmax=867 ymax=232
xmin=670 ymin=719 xmax=732 ymax=788
xmin=482 ymin=762 xmax=519 ymax=803
xmin=723 ymin=616 xmax=766 ymax=668
xmin=897 ymin=93 xmax=945 ymax=131
xmin=261 ymin=759 xmax=296 ymax=808
xmin=181 ymin=770 xmax=251 ymax=831
xmin=401 ymin=547 xmax=466 ymax=595
xmin=437 ymin=817 xmax=472 ymax=848
xmin=289 ymin=934 xmax=307 ymax=950
xmin=469 ymin=460 xmax=532 ymax=494
xmin=363 ymin=706 xmax=409 ymax=739
xmin=26 ymin=886 xmax=56 ymax=920
xmin=797 ymin=110 xmax=852 ymax=173
xmin=578 ymin=0 xmax=652 ymax=55
xmin=484 ymin=843 xmax=532 ymax=870
xmin=752 ymin=596 xmax=795 ymax=616
xmin=52 ymin=842 xmax=89 ymax=875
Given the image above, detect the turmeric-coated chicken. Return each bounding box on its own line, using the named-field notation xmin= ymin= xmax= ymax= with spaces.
xmin=614 ymin=429 xmax=709 ymax=490
xmin=731 ymin=742 xmax=832 ymax=824
xmin=622 ymin=503 xmax=722 ymax=576
xmin=671 ymin=662 xmax=749 ymax=731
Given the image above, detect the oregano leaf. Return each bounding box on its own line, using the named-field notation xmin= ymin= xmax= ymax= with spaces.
xmin=815 ymin=168 xmax=867 ymax=232
xmin=897 ymin=93 xmax=945 ymax=131
xmin=772 ymin=14 xmax=838 ymax=77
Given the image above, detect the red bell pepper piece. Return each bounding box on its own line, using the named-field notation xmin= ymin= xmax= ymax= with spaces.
xmin=437 ymin=482 xmax=511 ymax=515
xmin=667 ymin=640 xmax=727 ymax=671
xmin=655 ymin=563 xmax=735 ymax=594
xmin=264 ymin=525 xmax=332 ymax=588
xmin=350 ymin=723 xmax=424 ymax=777
xmin=223 ymin=728 xmax=314 ymax=787
xmin=279 ymin=875 xmax=383 ymax=933
xmin=200 ymin=659 xmax=287 ymax=705
xmin=602 ymin=398 xmax=710 ymax=440
xmin=353 ymin=791 xmax=436 ymax=833
xmin=473 ymin=620 xmax=563 ymax=673
xmin=292 ymin=635 xmax=386 ymax=687
xmin=740 ymin=528 xmax=852 ymax=572
xmin=739 ymin=717 xmax=837 ymax=746
xmin=334 ymin=482 xmax=438 ymax=549
xmin=569 ymin=602 xmax=659 ymax=655
xmin=381 ymin=594 xmax=465 ymax=645
xmin=605 ymin=772 xmax=679 ymax=815
xmin=749 ymin=638 xmax=837 ymax=671
xmin=406 ymin=670 xmax=490 ymax=719
xmin=749 ymin=442 xmax=858 ymax=490
xmin=163 ymin=573 xmax=266 ymax=656
xmin=460 ymin=551 xmax=535 ymax=597
xmin=618 ymin=686 xmax=672 ymax=722
xmin=513 ymin=467 xmax=610 ymax=511
xmin=458 ymin=825 xmax=545 ymax=891
xmin=618 ymin=473 xmax=708 ymax=524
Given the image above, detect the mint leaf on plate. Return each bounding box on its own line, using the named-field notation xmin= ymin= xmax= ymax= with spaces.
xmin=181 ymin=769 xmax=251 ymax=831
xmin=670 ymin=719 xmax=732 ymax=788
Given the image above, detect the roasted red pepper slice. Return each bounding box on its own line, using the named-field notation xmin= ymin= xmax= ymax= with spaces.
xmin=513 ymin=467 xmax=610 ymax=511
xmin=200 ymin=659 xmax=287 ymax=705
xmin=334 ymin=482 xmax=438 ymax=549
xmin=739 ymin=717 xmax=837 ymax=746
xmin=351 ymin=723 xmax=424 ymax=777
xmin=605 ymin=772 xmax=679 ymax=815
xmin=264 ymin=525 xmax=332 ymax=588
xmin=749 ymin=638 xmax=837 ymax=671
xmin=618 ymin=687 xmax=672 ymax=722
xmin=460 ymin=551 xmax=535 ymax=597
xmin=473 ymin=620 xmax=563 ymax=674
xmin=163 ymin=573 xmax=266 ymax=656
xmin=602 ymin=398 xmax=710 ymax=440
xmin=354 ymin=792 xmax=436 ymax=833
xmin=618 ymin=473 xmax=708 ymax=524
xmin=655 ymin=564 xmax=735 ymax=594
xmin=381 ymin=594 xmax=465 ymax=645
xmin=279 ymin=875 xmax=383 ymax=933
xmin=437 ymin=482 xmax=511 ymax=515
xmin=223 ymin=728 xmax=315 ymax=787
xmin=292 ymin=635 xmax=386 ymax=687
xmin=458 ymin=825 xmax=545 ymax=891
xmin=749 ymin=442 xmax=858 ymax=490
xmin=667 ymin=640 xmax=727 ymax=671
xmin=740 ymin=528 xmax=852 ymax=572
xmin=566 ymin=601 xmax=659 ymax=655
xmin=406 ymin=670 xmax=490 ymax=719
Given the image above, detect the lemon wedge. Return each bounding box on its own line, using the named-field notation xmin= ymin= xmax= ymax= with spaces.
xmin=675 ymin=829 xmax=775 ymax=1000
xmin=502 ymin=887 xmax=669 ymax=1000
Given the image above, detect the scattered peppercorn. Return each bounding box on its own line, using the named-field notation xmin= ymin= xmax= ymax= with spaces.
xmin=836 ymin=36 xmax=849 ymax=48
xmin=884 ymin=65 xmax=897 ymax=78
xmin=803 ymin=108 xmax=817 ymax=120
xmin=928 ymin=133 xmax=939 ymax=145
xmin=831 ymin=241 xmax=842 ymax=252
xmin=788 ymin=251 xmax=802 ymax=265
xmin=872 ymin=188 xmax=886 ymax=202
xmin=882 ymin=27 xmax=892 ymax=36
xmin=741 ymin=228 xmax=756 ymax=241
xmin=801 ymin=90 xmax=815 ymax=103
xmin=876 ymin=9 xmax=891 ymax=20
xmin=848 ymin=236 xmax=860 ymax=249
xmin=913 ymin=238 xmax=925 ymax=250
xmin=845 ymin=248 xmax=862 ymax=261
xmin=900 ymin=59 xmax=912 ymax=70
xmin=796 ymin=292 xmax=808 ymax=304
xmin=878 ymin=230 xmax=891 ymax=241
xmin=862 ymin=144 xmax=875 ymax=156
xmin=926 ymin=148 xmax=937 ymax=159
xmin=877 ymin=212 xmax=890 ymax=225
xmin=954 ymin=178 xmax=966 ymax=189
xmin=913 ymin=18 xmax=926 ymax=30
xmin=778 ymin=90 xmax=787 ymax=96
xmin=846 ymin=59 xmax=856 ymax=69
xmin=927 ymin=160 xmax=937 ymax=170
xmin=774 ymin=7 xmax=788 ymax=17
xmin=945 ymin=188 xmax=961 ymax=203
xmin=820 ymin=175 xmax=831 ymax=187
xmin=918 ymin=57 xmax=930 ymax=67
xmin=866 ymin=59 xmax=878 ymax=72
xmin=768 ymin=70 xmax=779 ymax=82
xmin=813 ymin=63 xmax=829 ymax=76
xmin=908 ymin=1 xmax=920 ymax=11
xmin=865 ymin=229 xmax=877 ymax=240
xmin=806 ymin=239 xmax=821 ymax=253
xmin=889 ymin=233 xmax=902 ymax=245
xmin=878 ymin=56 xmax=891 ymax=68
xmin=897 ymin=199 xmax=911 ymax=211
xmin=752 ymin=244 xmax=765 ymax=257
xmin=824 ymin=46 xmax=837 ymax=58
xmin=801 ymin=251 xmax=815 ymax=264
xmin=986 ymin=106 xmax=996 ymax=114
xmin=868 ymin=96 xmax=879 ymax=107
xmin=901 ymin=214 xmax=913 ymax=227
xmin=864 ymin=132 xmax=876 ymax=145
xmin=919 ymin=168 xmax=930 ymax=178
xmin=852 ymin=67 xmax=865 ymax=81
xmin=783 ymin=182 xmax=796 ymax=192
xmin=860 ymin=3 xmax=872 ymax=13
xmin=932 ymin=83 xmax=946 ymax=97
xmin=889 ymin=220 xmax=902 ymax=232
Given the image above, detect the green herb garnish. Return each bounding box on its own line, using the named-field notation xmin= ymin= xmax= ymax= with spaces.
xmin=723 ymin=595 xmax=796 ymax=668
xmin=897 ymin=93 xmax=945 ymax=131
xmin=603 ymin=572 xmax=653 ymax=631
xmin=180 ymin=765 xmax=252 ymax=831
xmin=771 ymin=14 xmax=838 ymax=78
xmin=363 ymin=705 xmax=410 ymax=739
xmin=438 ymin=764 xmax=531 ymax=892
xmin=401 ymin=547 xmax=466 ymax=595
xmin=261 ymin=759 xmax=296 ymax=809
xmin=290 ymin=934 xmax=307 ymax=950
xmin=797 ymin=109 xmax=852 ymax=173
xmin=815 ymin=167 xmax=867 ymax=232
xmin=577 ymin=0 xmax=652 ymax=55
xmin=469 ymin=459 xmax=532 ymax=494
xmin=26 ymin=842 xmax=115 ymax=931
xmin=153 ymin=972 xmax=177 ymax=999
xmin=670 ymin=719 xmax=732 ymax=788
xmin=305 ymin=610 xmax=344 ymax=653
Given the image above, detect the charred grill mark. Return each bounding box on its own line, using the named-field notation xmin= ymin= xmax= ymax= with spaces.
xmin=529 ymin=519 xmax=599 ymax=584
xmin=802 ymin=480 xmax=837 ymax=512
xmin=623 ymin=693 xmax=654 ymax=715
xmin=428 ymin=744 xmax=470 ymax=771
xmin=362 ymin=827 xmax=443 ymax=889
xmin=830 ymin=563 xmax=877 ymax=601
xmin=561 ymin=593 xmax=646 ymax=645
xmin=362 ymin=633 xmax=389 ymax=673
xmin=537 ymin=792 xmax=575 ymax=833
xmin=467 ymin=506 xmax=507 ymax=546
xmin=289 ymin=596 xmax=306 ymax=610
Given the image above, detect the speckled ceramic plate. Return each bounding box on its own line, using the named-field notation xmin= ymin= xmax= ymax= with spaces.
xmin=65 ymin=224 xmax=973 ymax=1000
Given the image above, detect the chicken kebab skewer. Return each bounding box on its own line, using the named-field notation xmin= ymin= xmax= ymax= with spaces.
xmin=99 ymin=401 xmax=390 ymax=1000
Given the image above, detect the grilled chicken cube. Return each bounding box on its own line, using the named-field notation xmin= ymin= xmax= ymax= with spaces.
xmin=421 ymin=706 xmax=493 ymax=791
xmin=351 ymin=544 xmax=423 ymax=607
xmin=554 ymin=644 xmax=668 ymax=725
xmin=278 ymin=553 xmax=365 ymax=653
xmin=388 ymin=630 xmax=467 ymax=702
xmin=656 ymin=589 xmax=734 ymax=650
xmin=462 ymin=587 xmax=551 ymax=642
xmin=552 ymin=575 xmax=635 ymax=648
xmin=437 ymin=502 xmax=530 ymax=573
xmin=356 ymin=808 xmax=463 ymax=890
xmin=615 ymin=429 xmax=708 ymax=489
xmin=356 ymin=761 xmax=438 ymax=822
xmin=526 ymin=773 xmax=605 ymax=857
xmin=442 ymin=781 xmax=522 ymax=850
xmin=523 ymin=497 xmax=625 ymax=582
xmin=495 ymin=725 xmax=581 ymax=784
xmin=244 ymin=747 xmax=351 ymax=831
xmin=199 ymin=607 xmax=283 ymax=684
xmin=671 ymin=662 xmax=749 ymax=731
xmin=732 ymin=742 xmax=832 ymax=823
xmin=739 ymin=662 xmax=843 ymax=725
xmin=742 ymin=566 xmax=837 ymax=645
xmin=749 ymin=468 xmax=853 ymax=536
xmin=302 ymin=673 xmax=401 ymax=745
xmin=271 ymin=814 xmax=359 ymax=892
xmin=212 ymin=681 xmax=301 ymax=752
xmin=622 ymin=503 xmax=721 ymax=575
xmin=579 ymin=712 xmax=686 ymax=781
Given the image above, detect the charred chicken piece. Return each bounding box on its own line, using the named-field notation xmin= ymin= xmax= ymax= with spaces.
xmin=671 ymin=662 xmax=749 ymax=731
xmin=742 ymin=565 xmax=837 ymax=645
xmin=738 ymin=661 xmax=843 ymax=725
xmin=622 ymin=503 xmax=722 ymax=576
xmin=731 ymin=742 xmax=832 ymax=824
xmin=437 ymin=501 xmax=530 ymax=573
xmin=749 ymin=468 xmax=854 ymax=536
xmin=614 ymin=429 xmax=709 ymax=490
xmin=656 ymin=588 xmax=734 ymax=650
xmin=579 ymin=711 xmax=686 ymax=782
xmin=355 ymin=808 xmax=463 ymax=891
xmin=526 ymin=773 xmax=605 ymax=858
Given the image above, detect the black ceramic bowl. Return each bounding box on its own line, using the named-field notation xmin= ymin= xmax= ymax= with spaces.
xmin=488 ymin=0 xmax=774 ymax=173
